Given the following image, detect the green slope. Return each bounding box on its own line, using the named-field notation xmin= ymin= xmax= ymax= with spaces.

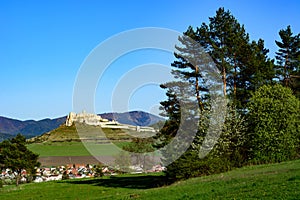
xmin=27 ymin=124 xmax=140 ymax=157
xmin=28 ymin=123 xmax=138 ymax=143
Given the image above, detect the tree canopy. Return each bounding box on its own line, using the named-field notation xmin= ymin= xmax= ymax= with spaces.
xmin=0 ymin=134 xmax=40 ymax=185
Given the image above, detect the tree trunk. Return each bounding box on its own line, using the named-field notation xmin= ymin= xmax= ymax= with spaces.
xmin=233 ymin=53 xmax=237 ymax=97
xmin=195 ymin=65 xmax=204 ymax=111
xmin=284 ymin=50 xmax=289 ymax=87
xmin=220 ymin=40 xmax=227 ymax=97
xmin=16 ymin=172 xmax=20 ymax=186
xmin=222 ymin=66 xmax=227 ymax=97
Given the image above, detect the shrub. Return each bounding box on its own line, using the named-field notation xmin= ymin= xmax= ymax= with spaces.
xmin=94 ymin=164 xmax=104 ymax=178
xmin=247 ymin=84 xmax=300 ymax=163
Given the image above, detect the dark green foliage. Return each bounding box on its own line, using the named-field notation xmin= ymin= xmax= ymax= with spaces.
xmin=160 ymin=8 xmax=257 ymax=180
xmin=165 ymin=149 xmax=233 ymax=180
xmin=196 ymin=8 xmax=275 ymax=109
xmin=249 ymin=39 xmax=276 ymax=89
xmin=275 ymin=25 xmax=300 ymax=93
xmin=94 ymin=164 xmax=104 ymax=178
xmin=165 ymin=104 xmax=247 ymax=180
xmin=246 ymin=84 xmax=300 ymax=163
xmin=0 ymin=134 xmax=40 ymax=186
xmin=170 ymin=26 xmax=210 ymax=111
xmin=197 ymin=7 xmax=249 ymax=98
xmin=165 ymin=150 xmax=201 ymax=179
xmin=236 ymin=39 xmax=275 ymax=109
xmin=158 ymin=8 xmax=300 ymax=181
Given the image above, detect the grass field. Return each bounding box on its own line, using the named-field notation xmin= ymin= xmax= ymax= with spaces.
xmin=27 ymin=124 xmax=135 ymax=158
xmin=1 ymin=159 xmax=299 ymax=199
xmin=27 ymin=142 xmax=91 ymax=156
xmin=27 ymin=141 xmax=129 ymax=157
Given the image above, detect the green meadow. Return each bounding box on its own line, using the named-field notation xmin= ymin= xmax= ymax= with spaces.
xmin=27 ymin=124 xmax=132 ymax=157
xmin=27 ymin=141 xmax=128 ymax=157
xmin=1 ymin=159 xmax=299 ymax=199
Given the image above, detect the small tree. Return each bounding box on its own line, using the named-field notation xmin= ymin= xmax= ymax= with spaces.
xmin=0 ymin=134 xmax=40 ymax=186
xmin=247 ymin=84 xmax=300 ymax=163
xmin=62 ymin=170 xmax=69 ymax=180
xmin=94 ymin=164 xmax=104 ymax=178
xmin=123 ymin=138 xmax=155 ymax=171
xmin=114 ymin=151 xmax=131 ymax=173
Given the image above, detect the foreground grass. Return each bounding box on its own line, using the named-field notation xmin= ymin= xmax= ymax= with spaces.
xmin=1 ymin=159 xmax=299 ymax=199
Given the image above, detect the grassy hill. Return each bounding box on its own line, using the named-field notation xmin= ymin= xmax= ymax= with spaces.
xmin=1 ymin=159 xmax=299 ymax=199
xmin=27 ymin=123 xmax=149 ymax=164
xmin=28 ymin=123 xmax=150 ymax=143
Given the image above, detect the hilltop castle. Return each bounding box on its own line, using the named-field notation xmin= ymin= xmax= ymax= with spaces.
xmin=65 ymin=111 xmax=156 ymax=133
xmin=65 ymin=111 xmax=113 ymax=126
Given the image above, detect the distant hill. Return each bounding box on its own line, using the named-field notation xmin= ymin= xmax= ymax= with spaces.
xmin=28 ymin=123 xmax=133 ymax=143
xmin=99 ymin=111 xmax=163 ymax=127
xmin=0 ymin=111 xmax=164 ymax=140
xmin=0 ymin=132 xmax=15 ymax=141
xmin=0 ymin=116 xmax=66 ymax=140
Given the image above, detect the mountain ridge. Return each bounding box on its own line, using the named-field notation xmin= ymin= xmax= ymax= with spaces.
xmin=0 ymin=111 xmax=163 ymax=140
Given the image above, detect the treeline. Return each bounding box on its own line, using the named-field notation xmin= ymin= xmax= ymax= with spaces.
xmin=157 ymin=7 xmax=300 ymax=180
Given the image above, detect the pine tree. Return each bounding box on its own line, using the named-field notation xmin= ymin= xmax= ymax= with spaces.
xmin=170 ymin=26 xmax=210 ymax=111
xmin=196 ymin=8 xmax=275 ymax=109
xmin=275 ymin=25 xmax=300 ymax=93
xmin=196 ymin=7 xmax=245 ymax=97
xmin=235 ymin=39 xmax=275 ymax=109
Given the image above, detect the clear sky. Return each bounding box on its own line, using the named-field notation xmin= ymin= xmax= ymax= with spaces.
xmin=1 ymin=0 xmax=300 ymax=120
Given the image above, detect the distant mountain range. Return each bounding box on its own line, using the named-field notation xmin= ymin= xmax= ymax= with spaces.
xmin=0 ymin=116 xmax=66 ymax=140
xmin=0 ymin=111 xmax=163 ymax=141
xmin=99 ymin=111 xmax=162 ymax=127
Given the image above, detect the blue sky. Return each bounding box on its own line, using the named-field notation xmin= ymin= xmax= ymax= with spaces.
xmin=1 ymin=0 xmax=300 ymax=120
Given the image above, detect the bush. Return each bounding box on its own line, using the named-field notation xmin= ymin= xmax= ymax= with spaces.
xmin=247 ymin=84 xmax=300 ymax=163
xmin=94 ymin=164 xmax=104 ymax=178
xmin=165 ymin=149 xmax=235 ymax=180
